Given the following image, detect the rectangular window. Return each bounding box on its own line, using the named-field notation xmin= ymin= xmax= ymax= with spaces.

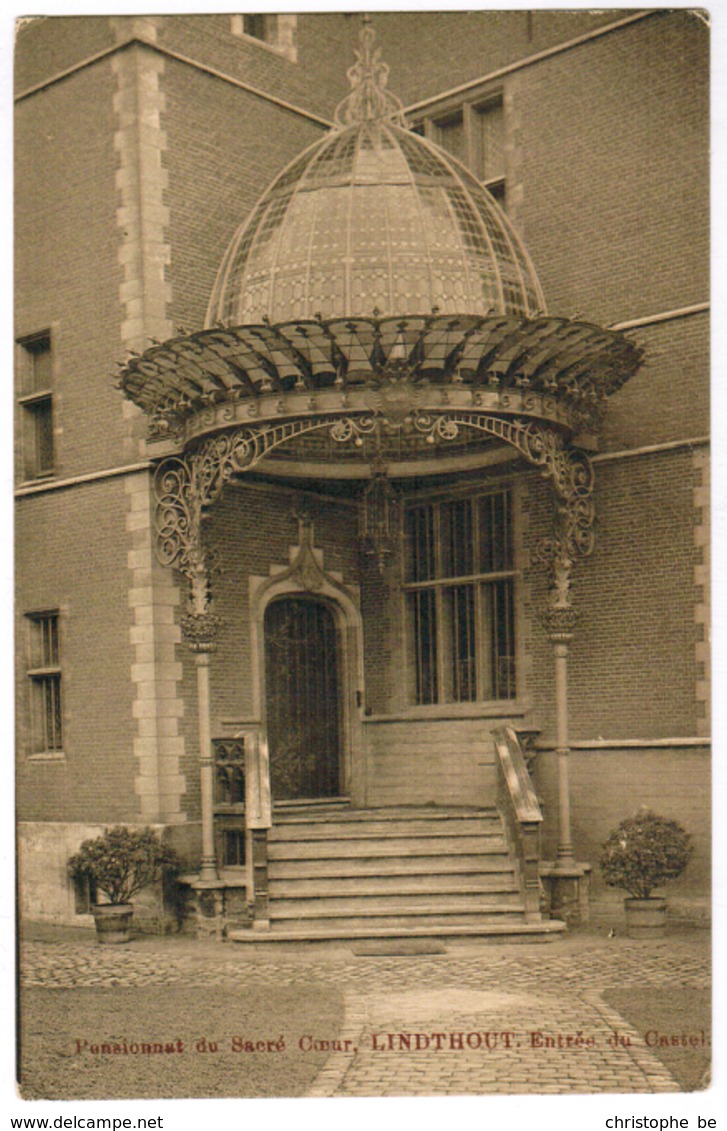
xmin=73 ymin=874 xmax=97 ymax=914
xmin=243 ymin=13 xmax=271 ymax=40
xmin=414 ymin=94 xmax=506 ymax=207
xmin=17 ymin=332 xmax=55 ymax=479
xmin=231 ymin=13 xmax=297 ymax=61
xmin=404 ymin=491 xmax=516 ymax=705
xmin=473 ymin=100 xmax=506 ymax=201
xmin=223 ymin=830 xmax=246 ymax=868
xmin=26 ymin=611 xmax=63 ymax=755
xmin=433 ymin=111 xmax=466 ymax=166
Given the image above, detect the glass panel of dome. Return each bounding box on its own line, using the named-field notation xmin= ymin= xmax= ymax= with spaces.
xmin=350 ymin=270 xmax=389 ymax=315
xmin=414 ymin=186 xmax=453 ymax=248
xmin=396 ymin=131 xmax=449 ymax=179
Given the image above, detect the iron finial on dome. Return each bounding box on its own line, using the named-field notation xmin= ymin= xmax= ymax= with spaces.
xmin=334 ymin=15 xmax=408 ymax=128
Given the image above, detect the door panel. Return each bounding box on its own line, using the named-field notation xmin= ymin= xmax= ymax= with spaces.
xmin=264 ymin=597 xmax=341 ymax=800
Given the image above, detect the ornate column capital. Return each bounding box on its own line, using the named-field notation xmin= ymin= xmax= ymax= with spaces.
xmin=542 ymin=606 xmax=580 ymax=643
xmin=181 ymin=612 xmax=223 ymax=653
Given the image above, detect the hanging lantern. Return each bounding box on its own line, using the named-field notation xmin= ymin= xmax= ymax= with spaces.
xmin=360 ymin=468 xmax=399 ymax=575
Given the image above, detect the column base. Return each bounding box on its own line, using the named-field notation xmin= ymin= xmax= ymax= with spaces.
xmin=540 ymin=861 xmax=591 ymax=925
xmin=178 ymin=873 xmax=251 ymax=938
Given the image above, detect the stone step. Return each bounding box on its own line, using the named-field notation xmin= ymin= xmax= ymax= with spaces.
xmin=268 ymin=875 xmax=518 ymax=897
xmin=273 ymin=806 xmax=497 ymax=824
xmin=269 ymin=818 xmax=502 ymax=841
xmin=228 ymin=921 xmax=566 ymax=944
xmin=268 ymin=855 xmax=513 ymax=879
xmin=270 ymin=892 xmax=524 ymax=917
xmin=268 ymin=835 xmax=507 ymax=859
xmin=268 ymin=909 xmax=527 ymax=931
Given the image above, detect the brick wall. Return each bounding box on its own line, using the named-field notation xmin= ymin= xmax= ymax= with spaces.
xmin=368 ymin=10 xmax=625 ymax=110
xmin=363 ymin=717 xmax=509 ymax=809
xmin=601 ymin=314 xmax=708 ymax=452
xmin=525 ymin=446 xmax=703 ymax=742
xmin=515 ymin=11 xmax=708 ymax=327
xmin=15 ymin=60 xmax=132 ymax=481
xmin=14 ymin=16 xmax=118 ymax=93
xmin=535 ymin=746 xmax=711 ymax=900
xmin=161 ymin=60 xmax=326 ymax=331
xmin=15 ymin=478 xmax=138 ymax=823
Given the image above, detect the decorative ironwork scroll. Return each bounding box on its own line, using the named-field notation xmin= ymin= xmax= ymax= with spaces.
xmin=334 ymin=16 xmax=408 ymax=129
xmin=154 ymin=408 xmax=595 ymax=637
xmin=402 ymin=412 xmax=595 ymax=610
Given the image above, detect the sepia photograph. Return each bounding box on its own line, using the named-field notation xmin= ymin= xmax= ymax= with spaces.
xmin=12 ymin=5 xmax=711 ymax=1107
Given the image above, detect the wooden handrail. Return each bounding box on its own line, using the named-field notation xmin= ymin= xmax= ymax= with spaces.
xmin=493 ymin=725 xmax=543 ymax=922
xmin=494 ymin=726 xmax=542 ymax=824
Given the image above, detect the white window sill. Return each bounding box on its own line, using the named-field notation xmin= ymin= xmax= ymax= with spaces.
xmin=363 ymin=701 xmax=529 ymax=723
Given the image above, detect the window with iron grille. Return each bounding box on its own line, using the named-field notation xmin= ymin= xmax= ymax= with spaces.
xmin=17 ymin=332 xmax=55 ymax=479
xmin=26 ymin=611 xmax=63 ymax=755
xmin=404 ymin=491 xmax=516 ymax=705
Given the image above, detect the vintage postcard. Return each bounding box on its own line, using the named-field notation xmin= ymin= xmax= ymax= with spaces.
xmin=12 ymin=6 xmax=712 ymax=1111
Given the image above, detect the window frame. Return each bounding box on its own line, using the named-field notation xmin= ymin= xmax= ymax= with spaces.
xmin=17 ymin=330 xmax=56 ymax=481
xmin=25 ymin=609 xmax=64 ymax=760
xmin=230 ymin=13 xmax=298 ymax=62
xmin=413 ymin=89 xmax=507 ymax=207
xmin=400 ymin=486 xmax=520 ymax=712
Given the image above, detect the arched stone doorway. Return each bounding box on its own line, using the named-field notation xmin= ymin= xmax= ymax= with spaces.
xmin=264 ymin=596 xmax=342 ymax=800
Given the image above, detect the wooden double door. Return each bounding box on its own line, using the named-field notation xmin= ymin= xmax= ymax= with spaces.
xmin=264 ymin=596 xmax=342 ymax=801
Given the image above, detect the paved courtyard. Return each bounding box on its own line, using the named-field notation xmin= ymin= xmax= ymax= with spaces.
xmin=19 ymin=926 xmax=710 ymax=1098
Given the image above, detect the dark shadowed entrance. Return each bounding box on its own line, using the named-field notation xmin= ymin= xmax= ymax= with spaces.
xmin=264 ymin=596 xmax=341 ymax=800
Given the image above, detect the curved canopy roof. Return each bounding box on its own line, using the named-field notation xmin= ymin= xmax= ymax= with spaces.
xmin=118 ymin=19 xmax=644 ymax=464
xmin=206 ymin=120 xmax=546 ymax=327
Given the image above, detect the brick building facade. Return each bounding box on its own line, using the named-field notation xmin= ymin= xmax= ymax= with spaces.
xmin=15 ymin=12 xmax=709 ymax=936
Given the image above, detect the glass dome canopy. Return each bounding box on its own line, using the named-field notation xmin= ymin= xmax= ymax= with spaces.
xmin=206 ymin=118 xmax=546 ymax=328
xmin=118 ymin=19 xmax=644 ymax=460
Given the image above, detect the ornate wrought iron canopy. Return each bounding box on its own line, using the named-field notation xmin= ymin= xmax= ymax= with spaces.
xmin=118 ymin=312 xmax=643 ymax=468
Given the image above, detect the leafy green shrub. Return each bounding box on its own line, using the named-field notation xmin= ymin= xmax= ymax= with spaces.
xmin=599 ymin=809 xmax=692 ymax=899
xmin=68 ymin=826 xmax=180 ymax=906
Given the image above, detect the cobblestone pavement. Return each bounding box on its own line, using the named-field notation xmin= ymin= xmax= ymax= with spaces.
xmin=20 ymin=932 xmax=710 ymax=1097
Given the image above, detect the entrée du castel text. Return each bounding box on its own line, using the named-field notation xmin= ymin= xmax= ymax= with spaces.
xmin=368 ymin=1029 xmax=710 ymax=1052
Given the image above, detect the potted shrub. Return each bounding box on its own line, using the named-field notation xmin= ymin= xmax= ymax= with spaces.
xmin=599 ymin=809 xmax=692 ymax=938
xmin=68 ymin=826 xmax=180 ymax=944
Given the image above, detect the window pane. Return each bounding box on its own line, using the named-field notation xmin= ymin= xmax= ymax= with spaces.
xmin=488 ymin=578 xmax=516 ymax=699
xmin=243 ymin=14 xmax=268 ymax=40
xmin=20 ymin=335 xmax=52 ymax=393
xmin=434 ymin=113 xmax=465 ymax=165
xmin=475 ymin=102 xmax=505 ymax=184
xmin=440 ymin=499 xmax=474 ymax=578
xmin=442 ymin=585 xmax=477 ymax=702
xmin=32 ymin=399 xmax=54 ymax=474
xmin=479 ymin=491 xmax=512 ymax=572
xmin=224 ymin=831 xmax=245 ymax=867
xmin=409 ymin=589 xmax=438 ymax=705
xmin=406 ymin=505 xmax=436 ymax=582
xmin=28 ymin=614 xmax=63 ymax=752
xmin=31 ymin=674 xmax=63 ymax=752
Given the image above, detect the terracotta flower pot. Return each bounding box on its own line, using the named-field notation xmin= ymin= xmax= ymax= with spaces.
xmin=624 ymin=896 xmax=667 ymax=939
xmin=92 ymin=903 xmax=134 ymax=944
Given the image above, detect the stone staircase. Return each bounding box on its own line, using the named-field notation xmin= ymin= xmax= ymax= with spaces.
xmin=228 ymin=804 xmax=564 ymax=942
